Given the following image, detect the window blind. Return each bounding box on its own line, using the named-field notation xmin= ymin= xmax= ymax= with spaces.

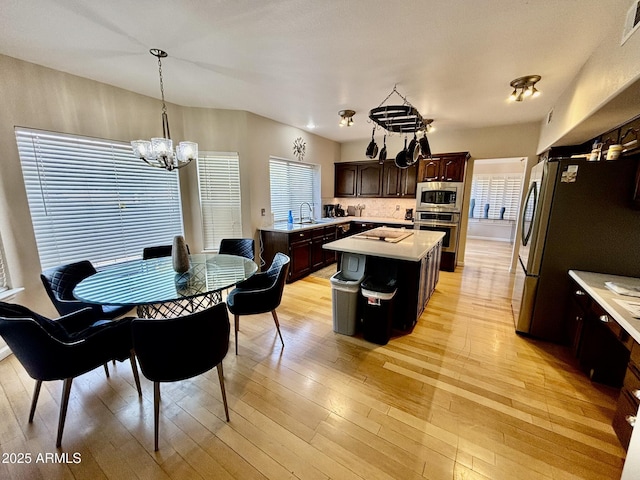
xmin=0 ymin=234 xmax=7 ymax=292
xmin=269 ymin=158 xmax=319 ymax=222
xmin=16 ymin=128 xmax=184 ymax=269
xmin=196 ymin=152 xmax=242 ymax=251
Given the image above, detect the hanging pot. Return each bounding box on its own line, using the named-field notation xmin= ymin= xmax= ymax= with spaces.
xmin=395 ymin=136 xmax=409 ymax=169
xmin=378 ymin=135 xmax=387 ymax=164
xmin=365 ymin=127 xmax=378 ymax=159
xmin=419 ymin=130 xmax=432 ymax=158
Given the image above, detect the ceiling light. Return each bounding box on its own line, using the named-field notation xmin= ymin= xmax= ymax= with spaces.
xmin=338 ymin=109 xmax=355 ymax=127
xmin=306 ymin=122 xmax=316 ymax=129
xmin=131 ymin=49 xmax=198 ymax=171
xmin=508 ymin=75 xmax=542 ymax=103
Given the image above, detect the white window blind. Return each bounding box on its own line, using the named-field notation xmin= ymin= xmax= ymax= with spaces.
xmin=0 ymin=234 xmax=7 ymax=292
xmin=196 ymin=152 xmax=242 ymax=251
xmin=269 ymin=158 xmax=319 ymax=222
xmin=16 ymin=128 xmax=184 ymax=269
xmin=470 ymin=174 xmax=522 ymax=220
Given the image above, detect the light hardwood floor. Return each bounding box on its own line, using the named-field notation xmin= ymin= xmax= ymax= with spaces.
xmin=0 ymin=240 xmax=625 ymax=479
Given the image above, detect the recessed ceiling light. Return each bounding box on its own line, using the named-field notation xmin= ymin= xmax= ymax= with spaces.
xmin=306 ymin=122 xmax=316 ymax=129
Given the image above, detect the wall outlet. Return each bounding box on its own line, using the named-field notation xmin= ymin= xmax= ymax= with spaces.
xmin=261 ymin=208 xmax=266 ymax=216
xmin=396 ymin=205 xmax=400 ymax=211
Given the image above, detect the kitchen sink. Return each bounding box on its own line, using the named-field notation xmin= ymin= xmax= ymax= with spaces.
xmin=294 ymin=218 xmax=336 ymax=225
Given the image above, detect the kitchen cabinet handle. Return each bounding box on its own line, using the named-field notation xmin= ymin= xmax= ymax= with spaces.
xmin=599 ymin=314 xmax=610 ymax=323
xmin=575 ymin=290 xmax=586 ymax=296
xmin=626 ymin=415 xmax=637 ymax=427
xmin=633 ymin=389 xmax=640 ymax=400
xmin=575 ymin=315 xmax=582 ymax=322
xmin=299 ymin=233 xmax=304 ymax=237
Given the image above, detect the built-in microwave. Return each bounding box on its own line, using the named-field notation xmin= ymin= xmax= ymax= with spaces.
xmin=416 ymin=182 xmax=464 ymax=212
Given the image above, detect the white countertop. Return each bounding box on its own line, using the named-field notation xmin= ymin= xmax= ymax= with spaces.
xmin=260 ymin=216 xmax=413 ymax=233
xmin=323 ymin=230 xmax=445 ymax=262
xmin=569 ymin=270 xmax=640 ymax=343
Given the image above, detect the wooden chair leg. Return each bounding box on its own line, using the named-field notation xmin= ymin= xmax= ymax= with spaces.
xmin=56 ymin=378 xmax=73 ymax=448
xmin=103 ymin=363 xmax=110 ymax=378
xmin=130 ymin=350 xmax=142 ymax=397
xmin=217 ymin=363 xmax=230 ymax=422
xmin=29 ymin=380 xmax=42 ymax=423
xmin=271 ymin=310 xmax=284 ymax=348
xmin=153 ymin=381 xmax=160 ymax=451
xmin=234 ymin=314 xmax=240 ymax=355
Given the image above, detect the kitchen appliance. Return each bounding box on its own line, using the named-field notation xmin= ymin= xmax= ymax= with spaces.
xmin=405 ymin=208 xmax=413 ymax=220
xmin=414 ymin=211 xmax=459 ymax=253
xmin=335 ymin=204 xmax=346 ymax=217
xmin=323 ymin=204 xmax=337 ymax=218
xmin=417 ymin=182 xmax=464 ymax=212
xmin=511 ymin=155 xmax=640 ymax=342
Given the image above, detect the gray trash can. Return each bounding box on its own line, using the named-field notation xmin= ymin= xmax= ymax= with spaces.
xmin=330 ymin=253 xmax=366 ymax=335
xmin=361 ymin=276 xmax=397 ymax=345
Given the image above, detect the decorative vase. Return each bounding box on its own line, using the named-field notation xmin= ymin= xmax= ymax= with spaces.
xmin=172 ymin=235 xmax=190 ymax=273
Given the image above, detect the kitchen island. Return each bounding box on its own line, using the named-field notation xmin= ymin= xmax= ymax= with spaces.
xmin=323 ymin=229 xmax=445 ymax=331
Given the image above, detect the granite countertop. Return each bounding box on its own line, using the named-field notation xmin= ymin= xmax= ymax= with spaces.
xmin=323 ymin=230 xmax=445 ymax=262
xmin=569 ymin=270 xmax=640 ymax=343
xmin=260 ymin=216 xmax=413 ymax=233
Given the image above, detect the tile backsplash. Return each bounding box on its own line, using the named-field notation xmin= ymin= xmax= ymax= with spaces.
xmin=322 ymin=197 xmax=416 ymax=219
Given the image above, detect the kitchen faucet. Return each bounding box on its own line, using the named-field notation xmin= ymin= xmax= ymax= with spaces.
xmin=299 ymin=202 xmax=313 ymax=223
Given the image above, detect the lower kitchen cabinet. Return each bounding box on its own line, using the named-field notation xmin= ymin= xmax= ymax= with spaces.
xmin=613 ymin=341 xmax=640 ymax=450
xmin=261 ymin=225 xmax=337 ymax=283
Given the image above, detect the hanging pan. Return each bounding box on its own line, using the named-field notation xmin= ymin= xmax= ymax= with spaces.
xmin=419 ymin=130 xmax=432 ymax=158
xmin=406 ymin=133 xmax=419 ymax=166
xmin=378 ymin=135 xmax=387 ymax=164
xmin=365 ymin=127 xmax=378 ymax=158
xmin=395 ymin=136 xmax=409 ymax=168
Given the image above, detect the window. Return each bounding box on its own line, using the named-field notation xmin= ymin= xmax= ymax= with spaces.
xmin=269 ymin=158 xmax=320 ymax=222
xmin=16 ymin=128 xmax=184 ymax=269
xmin=196 ymin=152 xmax=242 ymax=251
xmin=470 ymin=174 xmax=522 ymax=220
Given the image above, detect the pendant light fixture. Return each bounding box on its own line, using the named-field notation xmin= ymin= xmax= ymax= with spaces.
xmin=131 ymin=49 xmax=197 ymax=171
xmin=338 ymin=109 xmax=355 ymax=127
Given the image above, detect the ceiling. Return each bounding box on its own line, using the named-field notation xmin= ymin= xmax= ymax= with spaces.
xmin=0 ymin=0 xmax=624 ymax=143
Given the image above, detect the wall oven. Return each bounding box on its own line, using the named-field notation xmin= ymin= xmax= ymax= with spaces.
xmin=416 ymin=181 xmax=464 ymax=212
xmin=414 ymin=211 xmax=460 ymax=253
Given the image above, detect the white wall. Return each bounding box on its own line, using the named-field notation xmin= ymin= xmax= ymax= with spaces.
xmin=0 ymin=54 xmax=340 ymax=316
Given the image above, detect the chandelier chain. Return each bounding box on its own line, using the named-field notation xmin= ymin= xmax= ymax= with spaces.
xmin=157 ymin=55 xmax=167 ymax=115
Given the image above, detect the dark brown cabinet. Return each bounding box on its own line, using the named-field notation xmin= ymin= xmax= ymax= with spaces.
xmin=614 ymin=341 xmax=640 ymax=450
xmin=334 ymin=162 xmax=382 ymax=197
xmin=261 ymin=225 xmax=337 ymax=283
xmin=417 ymin=152 xmax=468 ymax=183
xmin=382 ymin=161 xmax=418 ymax=197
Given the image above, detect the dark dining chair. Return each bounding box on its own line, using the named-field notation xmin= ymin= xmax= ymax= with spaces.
xmin=131 ymin=303 xmax=231 ymax=451
xmin=142 ymin=244 xmax=190 ymax=260
xmin=0 ymin=301 xmax=141 ymax=448
xmin=226 ymin=252 xmax=290 ymax=355
xmin=41 ymin=260 xmax=131 ymax=319
xmin=218 ymin=238 xmax=255 ymax=261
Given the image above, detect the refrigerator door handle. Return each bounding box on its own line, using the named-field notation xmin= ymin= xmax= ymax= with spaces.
xmin=522 ymin=181 xmax=537 ymax=246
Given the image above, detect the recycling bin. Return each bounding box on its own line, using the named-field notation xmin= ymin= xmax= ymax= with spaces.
xmin=329 ymin=253 xmax=366 ymax=335
xmin=360 ymin=275 xmax=397 ymax=345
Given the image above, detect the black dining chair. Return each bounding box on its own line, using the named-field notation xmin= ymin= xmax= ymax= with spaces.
xmin=218 ymin=238 xmax=255 ymax=261
xmin=41 ymin=260 xmax=131 ymax=319
xmin=142 ymin=244 xmax=190 ymax=260
xmin=131 ymin=303 xmax=231 ymax=451
xmin=226 ymin=252 xmax=290 ymax=355
xmin=0 ymin=301 xmax=141 ymax=448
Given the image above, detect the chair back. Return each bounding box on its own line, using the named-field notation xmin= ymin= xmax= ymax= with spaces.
xmin=41 ymin=261 xmax=99 ymax=315
xmin=142 ymin=244 xmax=190 ymax=260
xmin=131 ymin=303 xmax=230 ymax=383
xmin=219 ymin=238 xmax=255 ymax=261
xmin=265 ymin=253 xmax=290 ymax=308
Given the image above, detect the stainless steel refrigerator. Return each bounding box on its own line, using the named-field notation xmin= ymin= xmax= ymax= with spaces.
xmin=511 ymin=155 xmax=640 ymax=342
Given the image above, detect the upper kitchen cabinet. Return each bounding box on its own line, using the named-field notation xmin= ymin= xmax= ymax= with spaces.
xmin=334 ymin=162 xmax=382 ymax=197
xmin=382 ymin=161 xmax=418 ymax=197
xmin=418 ymin=152 xmax=469 ymax=182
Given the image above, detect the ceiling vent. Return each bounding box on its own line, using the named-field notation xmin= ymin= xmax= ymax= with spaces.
xmin=621 ymin=0 xmax=640 ymax=45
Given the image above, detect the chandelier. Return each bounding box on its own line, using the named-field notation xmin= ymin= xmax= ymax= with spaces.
xmin=131 ymin=49 xmax=198 ymax=171
xmin=508 ymin=75 xmax=541 ymax=102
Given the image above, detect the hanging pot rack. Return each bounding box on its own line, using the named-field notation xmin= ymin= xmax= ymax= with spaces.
xmin=368 ymin=85 xmax=427 ymax=133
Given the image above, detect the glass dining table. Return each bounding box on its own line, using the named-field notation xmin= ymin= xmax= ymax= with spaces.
xmin=74 ymin=254 xmax=258 ymax=318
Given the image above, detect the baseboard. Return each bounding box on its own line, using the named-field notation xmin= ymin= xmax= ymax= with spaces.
xmin=0 ymin=345 xmax=12 ymax=362
xmin=467 ymin=235 xmax=513 ymax=243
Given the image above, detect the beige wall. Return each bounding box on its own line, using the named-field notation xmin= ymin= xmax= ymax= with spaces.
xmin=0 ymin=54 xmax=340 ymax=316
xmin=538 ymin=2 xmax=640 ymax=151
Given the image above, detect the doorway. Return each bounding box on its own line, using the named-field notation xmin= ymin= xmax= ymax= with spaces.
xmin=463 ymin=157 xmax=526 ymax=271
